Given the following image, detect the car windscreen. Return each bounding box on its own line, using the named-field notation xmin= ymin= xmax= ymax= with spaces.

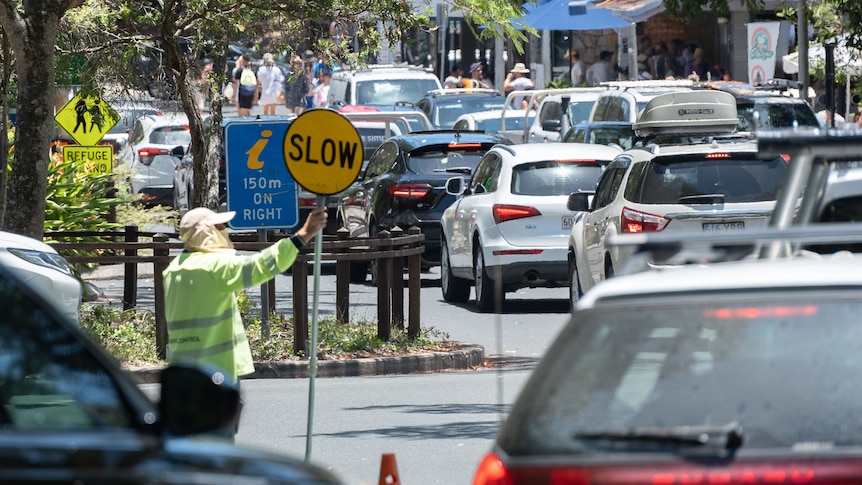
xmin=406 ymin=146 xmax=487 ymax=175
xmin=512 ymin=160 xmax=606 ymax=196
xmin=498 ymin=293 xmax=862 ymax=455
xmin=149 ymin=126 xmax=191 ymax=146
xmin=738 ymin=100 xmax=820 ymax=130
xmin=636 ymin=156 xmax=786 ymax=204
xmin=586 ymin=126 xmax=635 ymax=149
xmin=435 ymin=98 xmax=507 ymax=129
xmin=357 ymin=79 xmax=440 ymax=106
xmin=109 ymin=108 xmax=159 ymax=134
xmin=568 ymin=100 xmax=598 ymax=125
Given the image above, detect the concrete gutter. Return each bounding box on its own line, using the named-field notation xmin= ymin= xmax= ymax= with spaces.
xmin=125 ymin=343 xmax=485 ymax=384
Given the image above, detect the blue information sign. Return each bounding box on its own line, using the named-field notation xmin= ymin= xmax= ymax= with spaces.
xmin=225 ymin=119 xmax=299 ymax=230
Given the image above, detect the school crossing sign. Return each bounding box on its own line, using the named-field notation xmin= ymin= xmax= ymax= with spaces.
xmin=54 ymin=92 xmax=119 ymax=147
xmin=284 ymin=110 xmax=363 ymax=195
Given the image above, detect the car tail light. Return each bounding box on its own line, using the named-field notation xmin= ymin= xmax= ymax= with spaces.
xmin=705 ymin=152 xmax=732 ymax=159
xmin=621 ymin=206 xmax=669 ymax=233
xmin=475 ymin=452 xmax=841 ymax=485
xmin=138 ymin=147 xmax=170 ymax=166
xmin=473 ymin=453 xmax=514 ymax=485
xmin=389 ymin=184 xmax=432 ymax=199
xmin=493 ymin=204 xmax=541 ymax=224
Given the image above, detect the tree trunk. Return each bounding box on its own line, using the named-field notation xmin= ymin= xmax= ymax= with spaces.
xmin=0 ymin=7 xmax=62 ymax=238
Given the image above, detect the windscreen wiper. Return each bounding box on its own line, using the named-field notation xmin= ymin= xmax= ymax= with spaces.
xmin=574 ymin=421 xmax=744 ymax=450
xmin=438 ymin=167 xmax=472 ymax=174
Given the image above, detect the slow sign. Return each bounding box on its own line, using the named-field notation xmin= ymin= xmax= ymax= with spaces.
xmin=283 ymin=110 xmax=363 ymax=195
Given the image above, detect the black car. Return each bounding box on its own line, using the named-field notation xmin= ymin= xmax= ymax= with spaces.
xmin=698 ymin=80 xmax=820 ymax=131
xmin=337 ymin=130 xmax=510 ymax=282
xmin=0 ymin=255 xmax=341 ymax=483
xmin=415 ymin=88 xmax=506 ymax=130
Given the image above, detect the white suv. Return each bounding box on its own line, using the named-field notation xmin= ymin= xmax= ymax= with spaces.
xmin=567 ymin=90 xmax=788 ymax=307
xmin=328 ymin=65 xmax=442 ymax=108
xmin=117 ymin=112 xmax=190 ymax=207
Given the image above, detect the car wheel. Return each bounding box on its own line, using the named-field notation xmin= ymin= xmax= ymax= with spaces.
xmin=474 ymin=244 xmax=501 ymax=313
xmin=605 ymin=256 xmax=614 ymax=279
xmin=441 ymin=239 xmax=470 ymax=303
xmin=568 ymin=255 xmax=581 ymax=311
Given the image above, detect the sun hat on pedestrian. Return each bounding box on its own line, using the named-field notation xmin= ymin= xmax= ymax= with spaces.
xmin=469 ymin=62 xmax=483 ymax=73
xmin=179 ymin=208 xmax=237 ymax=252
xmin=263 ymin=53 xmax=275 ymax=65
xmin=510 ymin=62 xmax=530 ymax=74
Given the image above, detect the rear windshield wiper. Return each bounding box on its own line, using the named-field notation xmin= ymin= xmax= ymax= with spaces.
xmin=436 ymin=167 xmax=472 ymax=174
xmin=679 ymin=193 xmax=726 ymax=204
xmin=574 ymin=421 xmax=743 ymax=450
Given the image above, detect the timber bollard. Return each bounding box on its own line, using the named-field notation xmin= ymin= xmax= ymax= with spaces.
xmin=407 ymin=226 xmax=422 ymax=338
xmin=123 ymin=224 xmax=138 ymax=310
xmin=390 ymin=226 xmax=405 ymax=331
xmin=293 ymin=254 xmax=309 ymax=356
xmin=153 ymin=233 xmax=170 ymax=360
xmin=335 ymin=229 xmax=351 ymax=324
xmin=377 ymin=230 xmax=392 ymax=341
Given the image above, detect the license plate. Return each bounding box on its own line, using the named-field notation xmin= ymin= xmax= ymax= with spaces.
xmin=562 ymin=215 xmax=575 ymax=230
xmin=703 ymin=221 xmax=745 ymax=231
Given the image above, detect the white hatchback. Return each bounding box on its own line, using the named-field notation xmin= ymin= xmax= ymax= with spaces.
xmin=440 ymin=142 xmax=623 ymax=312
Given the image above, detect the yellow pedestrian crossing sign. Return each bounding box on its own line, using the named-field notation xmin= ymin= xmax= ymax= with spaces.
xmin=54 ymin=92 xmax=120 ymax=146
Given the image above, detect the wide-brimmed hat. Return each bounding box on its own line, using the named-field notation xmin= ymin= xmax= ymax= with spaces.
xmin=510 ymin=62 xmax=530 ymax=74
xmin=180 ymin=208 xmax=235 ymax=234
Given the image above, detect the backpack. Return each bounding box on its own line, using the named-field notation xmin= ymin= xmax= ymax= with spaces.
xmin=240 ymin=67 xmax=257 ymax=86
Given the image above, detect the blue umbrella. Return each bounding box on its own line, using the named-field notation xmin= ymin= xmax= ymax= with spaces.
xmin=518 ymin=0 xmax=630 ymax=31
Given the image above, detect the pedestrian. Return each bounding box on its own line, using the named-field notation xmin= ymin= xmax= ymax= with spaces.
xmin=232 ymin=53 xmax=258 ymax=116
xmin=566 ymin=49 xmax=586 ymax=86
xmin=503 ymin=62 xmax=534 ymax=109
xmin=195 ymin=58 xmax=214 ymax=114
xmin=684 ymin=47 xmax=708 ymax=81
xmin=256 ymin=53 xmax=284 ymax=116
xmin=284 ymin=55 xmax=309 ymax=115
xmin=163 ymin=206 xmax=328 ymax=440
xmin=463 ymin=62 xmax=490 ymax=88
xmin=585 ymin=50 xmax=616 ymax=85
xmin=313 ymin=67 xmax=332 ymax=107
xmin=443 ymin=65 xmax=464 ymax=88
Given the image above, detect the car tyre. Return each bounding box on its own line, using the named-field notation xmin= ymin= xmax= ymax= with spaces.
xmin=474 ymin=244 xmax=501 ymax=313
xmin=568 ymin=255 xmax=581 ymax=311
xmin=441 ymin=239 xmax=470 ymax=303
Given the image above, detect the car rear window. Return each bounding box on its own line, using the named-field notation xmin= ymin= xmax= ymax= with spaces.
xmin=406 ymin=147 xmax=487 ymax=175
xmin=635 ymin=157 xmax=786 ymax=204
xmin=512 ymin=160 xmax=605 ymax=196
xmin=357 ymin=79 xmax=440 ymax=106
xmin=435 ymin=98 xmax=507 ymax=129
xmin=149 ymin=126 xmax=191 ymax=146
xmin=738 ymin=101 xmax=820 ymax=131
xmin=499 ymin=295 xmax=862 ymax=455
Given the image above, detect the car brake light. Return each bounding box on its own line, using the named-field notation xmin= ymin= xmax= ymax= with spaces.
xmin=705 ymin=305 xmax=818 ymax=319
xmin=780 ymin=153 xmax=791 ymax=162
xmin=389 ymin=184 xmax=432 ymax=199
xmin=473 ymin=453 xmax=514 ymax=485
xmin=705 ymin=152 xmax=732 ymax=159
xmin=556 ymin=159 xmax=596 ymax=163
xmin=493 ymin=204 xmax=541 ymax=224
xmin=138 ymin=147 xmax=170 ymax=166
xmin=621 ymin=206 xmax=669 ymax=233
xmin=449 ymin=143 xmax=483 ymax=149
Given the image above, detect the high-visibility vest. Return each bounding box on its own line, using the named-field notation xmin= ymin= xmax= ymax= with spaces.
xmin=163 ymin=238 xmax=301 ymax=381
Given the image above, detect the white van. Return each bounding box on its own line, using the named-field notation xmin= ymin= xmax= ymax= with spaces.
xmin=328 ymin=65 xmax=442 ymax=108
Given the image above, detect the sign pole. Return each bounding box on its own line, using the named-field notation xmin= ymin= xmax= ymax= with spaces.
xmin=305 ymin=195 xmax=326 ymax=462
xmin=284 ymin=109 xmax=363 ymax=463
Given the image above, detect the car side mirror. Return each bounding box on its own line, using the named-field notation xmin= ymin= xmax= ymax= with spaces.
xmin=542 ymin=119 xmax=561 ymax=132
xmin=159 ymin=364 xmax=241 ymax=437
xmin=567 ymin=191 xmax=592 ymax=211
xmin=445 ymin=176 xmax=464 ymax=196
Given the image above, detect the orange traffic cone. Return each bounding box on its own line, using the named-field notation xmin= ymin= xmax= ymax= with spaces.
xmin=378 ymin=453 xmax=401 ymax=485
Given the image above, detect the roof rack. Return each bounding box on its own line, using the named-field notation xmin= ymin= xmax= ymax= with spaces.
xmin=607 ymin=223 xmax=862 ymax=273
xmin=600 ymin=79 xmax=695 ymax=90
xmin=634 ymin=90 xmax=738 ymax=136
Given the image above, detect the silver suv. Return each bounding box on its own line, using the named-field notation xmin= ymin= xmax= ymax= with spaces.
xmin=588 ymin=79 xmax=695 ymax=123
xmin=328 ymin=65 xmax=442 ymax=108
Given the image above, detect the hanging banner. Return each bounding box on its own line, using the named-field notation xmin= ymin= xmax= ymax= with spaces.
xmin=747 ymin=22 xmax=781 ymax=85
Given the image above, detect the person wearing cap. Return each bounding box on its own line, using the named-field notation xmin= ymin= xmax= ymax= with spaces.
xmin=163 ymin=206 xmax=327 ymax=436
xmin=503 ymin=62 xmax=535 ymax=109
xmin=257 ymin=53 xmax=285 ymax=116
xmin=585 ymin=50 xmax=616 ymax=86
xmin=463 ymin=62 xmax=490 ymax=89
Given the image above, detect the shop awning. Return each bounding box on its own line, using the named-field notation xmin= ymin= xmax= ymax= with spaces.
xmin=595 ymin=0 xmax=664 ymax=23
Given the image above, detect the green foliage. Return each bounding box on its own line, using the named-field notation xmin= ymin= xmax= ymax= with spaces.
xmin=79 ymin=305 xmax=161 ymax=366
xmin=43 ymin=155 xmax=126 ymax=236
xmin=81 ymin=296 xmax=450 ymax=367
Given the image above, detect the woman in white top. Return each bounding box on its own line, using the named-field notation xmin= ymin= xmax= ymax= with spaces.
xmin=257 ymin=53 xmax=285 ymax=115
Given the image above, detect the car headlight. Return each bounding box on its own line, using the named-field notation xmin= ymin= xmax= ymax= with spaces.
xmin=8 ymin=248 xmax=75 ymax=277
